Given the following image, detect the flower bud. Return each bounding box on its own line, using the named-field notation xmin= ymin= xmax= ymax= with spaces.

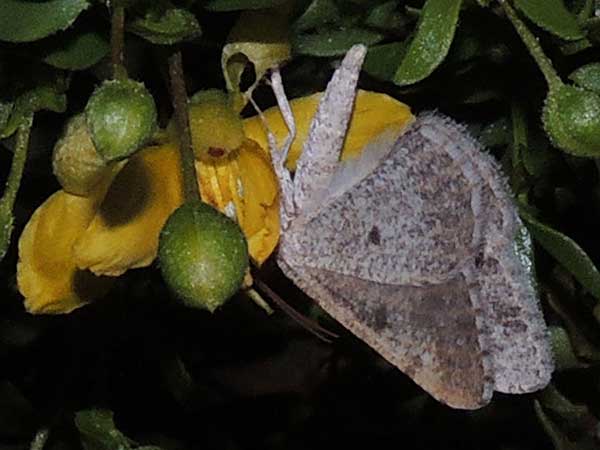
xmin=543 ymin=84 xmax=600 ymax=157
xmin=52 ymin=114 xmax=110 ymax=196
xmin=85 ymin=78 xmax=157 ymax=161
xmin=158 ymin=200 xmax=249 ymax=312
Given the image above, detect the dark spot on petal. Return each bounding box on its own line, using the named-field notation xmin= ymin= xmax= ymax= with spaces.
xmin=368 ymin=226 xmax=381 ymax=245
xmin=208 ymin=147 xmax=225 ymax=158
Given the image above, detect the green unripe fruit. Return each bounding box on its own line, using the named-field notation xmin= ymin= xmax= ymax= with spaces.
xmin=543 ymin=84 xmax=600 ymax=157
xmin=85 ymin=78 xmax=157 ymax=162
xmin=52 ymin=114 xmax=111 ymax=196
xmin=569 ymin=63 xmax=600 ymax=94
xmin=159 ymin=201 xmax=249 ymax=312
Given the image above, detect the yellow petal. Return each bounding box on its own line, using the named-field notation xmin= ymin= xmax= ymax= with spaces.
xmin=17 ymin=191 xmax=112 ymax=314
xmin=242 ymin=90 xmax=414 ymax=169
xmin=167 ymin=90 xmax=246 ymax=161
xmin=73 ymin=143 xmax=184 ymax=276
xmin=197 ymin=138 xmax=279 ymax=265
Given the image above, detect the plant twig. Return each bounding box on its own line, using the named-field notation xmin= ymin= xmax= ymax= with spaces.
xmin=110 ymin=3 xmax=127 ymax=80
xmin=29 ymin=427 xmax=49 ymax=450
xmin=499 ymin=0 xmax=562 ymax=90
xmin=168 ymin=51 xmax=200 ymax=202
xmin=0 ymin=113 xmax=33 ymax=260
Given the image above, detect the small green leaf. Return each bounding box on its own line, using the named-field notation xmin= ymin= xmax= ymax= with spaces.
xmin=1 ymin=80 xmax=67 ymax=139
xmin=75 ymin=409 xmax=132 ymax=450
xmin=569 ymin=62 xmax=600 ymax=93
xmin=394 ymin=0 xmax=463 ymax=86
xmin=543 ymin=83 xmax=600 ymax=157
xmin=0 ymin=0 xmax=90 ymax=43
xmin=128 ymin=6 xmax=201 ymax=45
xmin=205 ymin=0 xmax=285 ymax=12
xmin=539 ymin=384 xmax=590 ymax=421
xmin=534 ymin=401 xmax=579 ymax=450
xmin=549 ymin=326 xmax=587 ymax=370
xmin=364 ymin=1 xmax=405 ymax=30
xmin=42 ymin=30 xmax=109 ymax=70
xmin=519 ymin=207 xmax=600 ymax=299
xmin=293 ymin=0 xmax=340 ymax=32
xmin=293 ymin=28 xmax=383 ymax=57
xmin=363 ymin=42 xmax=407 ymax=81
xmin=514 ymin=0 xmax=584 ymax=40
xmin=0 ymin=100 xmax=13 ymax=134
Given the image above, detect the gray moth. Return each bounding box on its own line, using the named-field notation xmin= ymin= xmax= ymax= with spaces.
xmin=264 ymin=44 xmax=554 ymax=410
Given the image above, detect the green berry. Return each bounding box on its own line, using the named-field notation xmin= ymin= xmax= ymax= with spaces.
xmin=158 ymin=201 xmax=248 ymax=312
xmin=85 ymin=78 xmax=157 ymax=162
xmin=543 ymin=84 xmax=600 ymax=157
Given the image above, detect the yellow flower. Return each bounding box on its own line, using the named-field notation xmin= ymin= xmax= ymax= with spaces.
xmin=17 ymin=89 xmax=413 ymax=314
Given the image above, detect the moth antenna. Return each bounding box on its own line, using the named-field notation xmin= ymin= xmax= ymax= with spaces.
xmin=254 ymin=277 xmax=339 ymax=343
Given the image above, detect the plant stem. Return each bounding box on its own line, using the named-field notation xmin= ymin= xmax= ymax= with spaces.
xmin=510 ymin=99 xmax=528 ymax=192
xmin=29 ymin=427 xmax=50 ymax=450
xmin=246 ymin=287 xmax=274 ymax=315
xmin=110 ymin=3 xmax=127 ymax=80
xmin=499 ymin=0 xmax=562 ymax=90
xmin=0 ymin=113 xmax=33 ymax=259
xmin=168 ymin=51 xmax=200 ymax=202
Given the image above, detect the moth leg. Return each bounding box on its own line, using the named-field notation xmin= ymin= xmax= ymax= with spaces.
xmin=261 ymin=68 xmax=296 ymax=227
xmin=292 ymin=44 xmax=367 ymax=217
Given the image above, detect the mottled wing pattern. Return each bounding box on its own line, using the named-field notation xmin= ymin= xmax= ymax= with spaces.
xmin=413 ymin=114 xmax=553 ymax=393
xmin=278 ymin=113 xmax=553 ymax=407
xmin=283 ymin=115 xmax=481 ymax=286
xmin=277 ymin=259 xmax=494 ymax=409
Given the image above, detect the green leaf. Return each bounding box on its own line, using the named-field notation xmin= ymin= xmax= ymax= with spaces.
xmin=539 ymin=384 xmax=590 ymax=422
xmin=0 ymin=100 xmax=13 ymax=134
xmin=205 ymin=0 xmax=285 ymax=12
xmin=0 ymin=0 xmax=90 ymax=43
xmin=1 ymin=75 xmax=68 ymax=139
xmin=519 ymin=207 xmax=600 ymax=299
xmin=128 ymin=6 xmax=201 ymax=45
xmin=364 ymin=1 xmax=405 ymax=30
xmin=75 ymin=409 xmax=132 ymax=450
xmin=569 ymin=62 xmax=600 ymax=93
xmin=363 ymin=42 xmax=407 ymax=81
xmin=394 ymin=0 xmax=463 ymax=86
xmin=549 ymin=326 xmax=587 ymax=370
xmin=293 ymin=28 xmax=384 ymax=57
xmin=293 ymin=0 xmax=340 ymax=32
xmin=534 ymin=401 xmax=579 ymax=450
xmin=42 ymin=30 xmax=109 ymax=70
xmin=514 ymin=0 xmax=584 ymax=40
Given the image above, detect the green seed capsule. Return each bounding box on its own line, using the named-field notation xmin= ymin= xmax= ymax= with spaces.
xmin=85 ymin=78 xmax=157 ymax=162
xmin=158 ymin=201 xmax=249 ymax=312
xmin=542 ymin=84 xmax=600 ymax=157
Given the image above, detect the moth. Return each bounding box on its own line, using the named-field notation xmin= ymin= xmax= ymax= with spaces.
xmin=264 ymin=44 xmax=553 ymax=409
